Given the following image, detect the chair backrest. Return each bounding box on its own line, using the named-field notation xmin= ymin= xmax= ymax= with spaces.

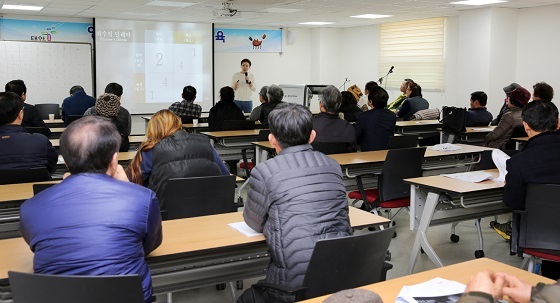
xmin=257 ymin=129 xmax=270 ymax=141
xmin=24 ymin=126 xmax=50 ymax=137
xmin=9 ymin=271 xmax=144 ymax=303
xmin=0 ymin=167 xmax=51 ymax=185
xmin=222 ymin=119 xmax=255 ymax=131
xmin=311 ymin=141 xmax=348 ymax=155
xmin=180 ymin=115 xmax=194 ymax=124
xmin=66 ymin=115 xmax=83 ymax=125
xmin=386 ymin=135 xmax=419 ymax=149
xmin=35 ymin=103 xmax=61 ymax=120
xmin=514 ymin=184 xmax=560 ymax=252
xmin=505 ymin=126 xmax=528 ymax=150
xmin=379 ymin=147 xmax=426 ymax=201
xmin=164 ymin=175 xmax=236 ymax=220
xmin=300 ymin=226 xmax=395 ymax=300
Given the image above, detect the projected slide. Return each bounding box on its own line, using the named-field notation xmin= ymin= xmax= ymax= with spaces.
xmin=95 ymin=19 xmax=213 ymax=114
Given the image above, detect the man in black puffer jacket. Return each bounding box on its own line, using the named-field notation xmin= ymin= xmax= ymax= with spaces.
xmin=240 ymin=103 xmax=352 ymax=303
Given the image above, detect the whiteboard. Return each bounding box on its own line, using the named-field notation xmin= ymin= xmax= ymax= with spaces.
xmin=0 ymin=41 xmax=93 ymax=105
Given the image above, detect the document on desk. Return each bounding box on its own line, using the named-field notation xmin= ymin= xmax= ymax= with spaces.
xmin=429 ymin=143 xmax=462 ymax=151
xmin=228 ymin=222 xmax=263 ymax=237
xmin=443 ymin=171 xmax=494 ymax=183
xmin=470 ymin=127 xmax=494 ymax=131
xmin=492 ymin=149 xmax=510 ymax=182
xmin=396 ymin=277 xmax=465 ymax=303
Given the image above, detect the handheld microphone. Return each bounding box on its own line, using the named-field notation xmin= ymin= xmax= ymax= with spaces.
xmin=245 ymin=72 xmax=249 ymax=84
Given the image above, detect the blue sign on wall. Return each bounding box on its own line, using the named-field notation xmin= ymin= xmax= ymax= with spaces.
xmin=214 ymin=28 xmax=282 ymax=53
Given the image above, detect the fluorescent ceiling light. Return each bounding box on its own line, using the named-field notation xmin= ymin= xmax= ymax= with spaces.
xmin=450 ymin=0 xmax=507 ymax=5
xmin=145 ymin=1 xmax=195 ymax=7
xmin=264 ymin=8 xmax=303 ymax=13
xmin=298 ymin=22 xmax=334 ymax=25
xmin=351 ymin=14 xmax=392 ymax=19
xmin=2 ymin=4 xmax=43 ymax=11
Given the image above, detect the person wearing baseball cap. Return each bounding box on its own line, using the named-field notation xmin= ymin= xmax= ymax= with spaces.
xmin=484 ymin=83 xmax=531 ymax=149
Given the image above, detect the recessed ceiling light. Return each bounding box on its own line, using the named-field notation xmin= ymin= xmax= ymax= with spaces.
xmin=145 ymin=1 xmax=195 ymax=7
xmin=350 ymin=14 xmax=392 ymax=19
xmin=298 ymin=22 xmax=334 ymax=25
xmin=1 ymin=4 xmax=43 ymax=11
xmin=450 ymin=0 xmax=507 ymax=5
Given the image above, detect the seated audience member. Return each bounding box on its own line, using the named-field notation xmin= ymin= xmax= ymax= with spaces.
xmin=484 ymin=84 xmax=530 ymax=149
xmin=259 ymin=84 xmax=284 ymax=128
xmin=496 ymin=100 xmax=560 ymax=279
xmin=458 ymin=271 xmax=559 ymax=303
xmin=128 ymin=109 xmax=229 ymax=209
xmin=208 ymin=86 xmax=246 ymax=131
xmin=168 ymin=85 xmax=202 ymax=124
xmin=84 ymin=93 xmax=130 ymax=152
xmin=466 ymin=91 xmax=493 ymax=127
xmin=397 ymin=82 xmax=429 ymax=121
xmin=5 ymin=79 xmax=50 ymax=137
xmin=313 ymin=85 xmax=357 ymax=152
xmin=0 ymin=92 xmax=57 ymax=173
xmin=532 ymin=81 xmax=554 ymax=101
xmin=19 ymin=115 xmax=162 ymax=303
xmin=346 ymin=84 xmax=364 ymax=110
xmin=357 ymin=81 xmax=377 ymax=111
xmin=240 ymin=103 xmax=352 ymax=303
xmin=338 ymin=91 xmax=362 ymax=122
xmin=248 ymin=86 xmax=268 ymax=121
xmin=61 ymin=85 xmax=95 ymax=126
xmin=355 ymin=86 xmax=397 ymax=151
xmin=387 ymin=78 xmax=414 ymax=112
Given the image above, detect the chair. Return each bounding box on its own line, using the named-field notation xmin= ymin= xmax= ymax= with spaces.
xmin=311 ymin=141 xmax=348 ymax=155
xmin=386 ymin=135 xmax=419 ymax=149
xmin=24 ymin=126 xmax=50 ymax=138
xmin=348 ymin=147 xmax=426 ymax=222
xmin=511 ymin=184 xmax=560 ymax=273
xmin=35 ymin=103 xmax=61 ymax=120
xmin=180 ymin=115 xmax=194 ymax=124
xmin=8 ymin=271 xmax=144 ymax=303
xmin=0 ymin=167 xmax=51 ymax=185
xmin=33 ymin=183 xmax=56 ymax=195
xmin=252 ymin=226 xmax=395 ymax=301
xmin=222 ymin=119 xmax=255 ymax=131
xmin=65 ymin=115 xmax=83 ymax=125
xmin=163 ymin=175 xmax=236 ymax=220
xmin=237 ymin=130 xmax=271 ymax=205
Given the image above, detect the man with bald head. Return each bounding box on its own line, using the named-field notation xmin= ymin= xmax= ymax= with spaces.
xmin=19 ymin=115 xmax=162 ymax=303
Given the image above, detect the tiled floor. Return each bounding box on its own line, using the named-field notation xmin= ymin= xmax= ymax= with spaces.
xmin=154 ymin=202 xmax=519 ymax=303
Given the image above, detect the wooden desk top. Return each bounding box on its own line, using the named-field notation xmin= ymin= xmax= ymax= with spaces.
xmin=0 ymin=207 xmax=387 ymax=279
xmin=299 ymin=258 xmax=554 ymax=303
xmin=202 ymin=129 xmax=263 ymax=138
xmin=330 ymin=144 xmax=493 ymax=166
xmin=404 ymin=169 xmax=503 ymax=194
xmin=49 ymin=127 xmax=65 ymax=133
xmin=182 ymin=123 xmax=209 ymax=128
xmin=395 ymin=120 xmax=441 ymax=127
xmin=252 ymin=141 xmax=272 ymax=149
xmin=0 ymin=181 xmax=61 ymax=203
xmin=464 ymin=126 xmax=496 ymax=133
xmin=56 ymin=152 xmax=136 ymax=165
xmin=513 ymin=136 xmax=529 ymax=142
xmin=51 ymin=136 xmax=146 ymax=148
xmin=43 ymin=119 xmax=63 ymax=124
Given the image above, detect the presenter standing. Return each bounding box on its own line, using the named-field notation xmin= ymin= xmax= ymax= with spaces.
xmin=231 ymin=58 xmax=256 ymax=113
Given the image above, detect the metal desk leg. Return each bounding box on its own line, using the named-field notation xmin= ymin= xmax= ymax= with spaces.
xmin=408 ymin=192 xmax=444 ymax=274
xmin=255 ymin=146 xmax=262 ymax=164
xmin=516 ymin=141 xmax=521 ymax=150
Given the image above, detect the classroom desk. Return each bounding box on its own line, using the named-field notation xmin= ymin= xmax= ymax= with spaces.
xmin=48 ymin=127 xmax=65 ymax=139
xmin=404 ymin=170 xmax=510 ymax=273
xmin=512 ymin=136 xmax=529 ymax=150
xmin=182 ymin=123 xmax=210 ymax=133
xmin=0 ymin=208 xmax=388 ymax=298
xmin=50 ymin=136 xmax=146 ymax=150
xmin=442 ymin=126 xmax=496 ymax=144
xmin=202 ymin=130 xmax=264 ymax=163
xmin=43 ymin=119 xmax=64 ymax=128
xmin=299 ymin=258 xmax=554 ymax=303
xmin=395 ymin=120 xmax=441 ymax=136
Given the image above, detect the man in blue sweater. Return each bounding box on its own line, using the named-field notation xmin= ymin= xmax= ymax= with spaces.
xmin=60 ymin=85 xmax=95 ymax=126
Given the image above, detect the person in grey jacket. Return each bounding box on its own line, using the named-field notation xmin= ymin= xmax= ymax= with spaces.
xmin=240 ymin=103 xmax=352 ymax=303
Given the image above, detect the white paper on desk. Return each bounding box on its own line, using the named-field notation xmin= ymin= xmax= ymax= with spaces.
xmin=443 ymin=171 xmax=494 ymax=183
xmin=396 ymin=277 xmax=466 ymax=303
xmin=492 ymin=149 xmax=510 ymax=182
xmin=470 ymin=128 xmax=494 ymax=131
xmin=228 ymin=222 xmax=263 ymax=237
xmin=429 ymin=143 xmax=462 ymax=151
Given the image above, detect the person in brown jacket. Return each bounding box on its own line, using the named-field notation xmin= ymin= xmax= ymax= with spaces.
xmin=484 ymin=83 xmax=531 ymax=149
xmin=458 ymin=271 xmax=559 ymax=303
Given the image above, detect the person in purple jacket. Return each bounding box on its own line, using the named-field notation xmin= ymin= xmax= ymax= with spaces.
xmin=19 ymin=115 xmax=162 ymax=303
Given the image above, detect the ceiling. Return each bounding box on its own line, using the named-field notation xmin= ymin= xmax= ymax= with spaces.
xmin=1 ymin=0 xmax=560 ymax=28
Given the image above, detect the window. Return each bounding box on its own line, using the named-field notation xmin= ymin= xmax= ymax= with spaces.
xmin=379 ymin=17 xmax=445 ymax=91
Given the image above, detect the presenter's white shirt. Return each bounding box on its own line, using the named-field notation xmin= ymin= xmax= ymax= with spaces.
xmin=232 ymin=72 xmax=256 ymax=101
